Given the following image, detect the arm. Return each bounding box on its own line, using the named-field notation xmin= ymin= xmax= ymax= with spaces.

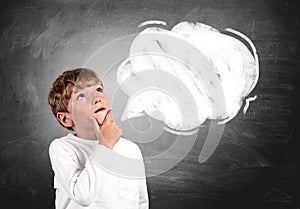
xmin=49 ymin=140 xmax=116 ymax=206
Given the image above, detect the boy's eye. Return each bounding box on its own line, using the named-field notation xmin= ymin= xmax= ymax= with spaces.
xmin=96 ymin=87 xmax=103 ymax=93
xmin=77 ymin=93 xmax=86 ymax=100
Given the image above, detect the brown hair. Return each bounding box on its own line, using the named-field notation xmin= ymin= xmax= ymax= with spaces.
xmin=48 ymin=68 xmax=102 ymax=130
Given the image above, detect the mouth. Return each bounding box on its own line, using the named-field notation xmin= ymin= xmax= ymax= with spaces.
xmin=94 ymin=107 xmax=106 ymax=114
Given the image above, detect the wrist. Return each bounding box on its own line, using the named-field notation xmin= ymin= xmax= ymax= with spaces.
xmin=98 ymin=140 xmax=114 ymax=150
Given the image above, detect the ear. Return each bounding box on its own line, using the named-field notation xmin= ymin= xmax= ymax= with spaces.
xmin=56 ymin=112 xmax=74 ymax=128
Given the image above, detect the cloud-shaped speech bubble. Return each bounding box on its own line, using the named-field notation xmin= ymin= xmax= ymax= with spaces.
xmin=117 ymin=21 xmax=259 ymax=130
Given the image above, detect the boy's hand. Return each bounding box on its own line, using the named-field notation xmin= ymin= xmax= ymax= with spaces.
xmin=91 ymin=109 xmax=122 ymax=149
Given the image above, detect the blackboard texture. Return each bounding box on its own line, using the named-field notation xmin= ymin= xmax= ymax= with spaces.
xmin=0 ymin=0 xmax=300 ymax=208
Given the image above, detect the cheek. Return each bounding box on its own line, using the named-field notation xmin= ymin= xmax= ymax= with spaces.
xmin=72 ymin=104 xmax=93 ymax=119
xmin=103 ymin=95 xmax=110 ymax=107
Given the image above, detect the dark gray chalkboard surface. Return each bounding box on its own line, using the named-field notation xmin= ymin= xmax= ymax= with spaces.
xmin=0 ymin=0 xmax=299 ymax=208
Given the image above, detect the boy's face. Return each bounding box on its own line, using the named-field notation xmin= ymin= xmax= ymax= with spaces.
xmin=67 ymin=83 xmax=110 ymax=137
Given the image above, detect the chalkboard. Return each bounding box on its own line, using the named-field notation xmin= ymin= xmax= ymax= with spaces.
xmin=0 ymin=0 xmax=299 ymax=208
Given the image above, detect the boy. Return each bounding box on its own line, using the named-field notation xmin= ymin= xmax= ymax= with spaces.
xmin=48 ymin=68 xmax=149 ymax=209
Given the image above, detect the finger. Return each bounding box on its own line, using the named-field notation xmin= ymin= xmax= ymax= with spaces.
xmin=102 ymin=109 xmax=113 ymax=125
xmin=93 ymin=113 xmax=103 ymax=126
xmin=116 ymin=126 xmax=122 ymax=136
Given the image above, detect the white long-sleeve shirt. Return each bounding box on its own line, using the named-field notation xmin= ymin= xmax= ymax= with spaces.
xmin=49 ymin=133 xmax=149 ymax=209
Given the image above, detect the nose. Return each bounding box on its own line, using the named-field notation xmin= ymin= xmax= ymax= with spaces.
xmin=94 ymin=96 xmax=101 ymax=104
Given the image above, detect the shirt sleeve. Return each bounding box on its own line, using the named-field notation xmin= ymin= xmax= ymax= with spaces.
xmin=116 ymin=139 xmax=149 ymax=209
xmin=49 ymin=140 xmax=116 ymax=207
xmin=136 ymin=147 xmax=149 ymax=209
xmin=139 ymin=174 xmax=149 ymax=209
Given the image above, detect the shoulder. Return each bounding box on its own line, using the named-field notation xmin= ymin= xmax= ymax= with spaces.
xmin=49 ymin=133 xmax=72 ymax=147
xmin=114 ymin=137 xmax=144 ymax=159
xmin=49 ymin=133 xmax=77 ymax=156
